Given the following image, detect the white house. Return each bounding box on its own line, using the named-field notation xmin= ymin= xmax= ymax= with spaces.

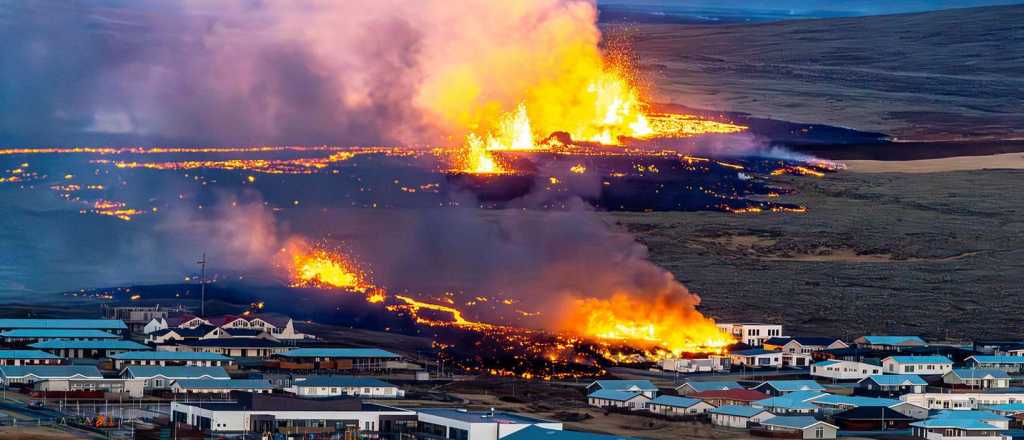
xmin=710 ymin=405 xmax=775 ymax=428
xmin=587 ymin=390 xmax=650 ymax=410
xmin=765 ymin=337 xmax=848 ymax=354
xmin=286 ymin=376 xmax=404 ymax=398
xmin=753 ymin=380 xmax=825 ymax=396
xmin=882 ymin=356 xmax=953 ymax=375
xmin=966 ymin=356 xmax=1024 ymax=374
xmin=943 ymin=369 xmax=1011 ymax=390
xmin=585 ymin=380 xmax=658 ymax=399
xmin=110 ymin=351 xmax=232 ymax=369
xmin=144 ymin=315 xmax=211 ymax=334
xmin=729 ymin=349 xmax=783 ymax=368
xmin=416 ymin=408 xmax=563 ymax=440
xmin=171 ymin=379 xmax=274 ymax=394
xmin=910 ymin=413 xmax=1011 ymax=440
xmin=759 ymin=416 xmax=838 ymax=439
xmin=676 ymin=381 xmax=743 ymax=396
xmin=900 ymin=393 xmax=1024 ymax=410
xmin=662 ymin=357 xmax=725 ymax=373
xmin=855 ymin=336 xmax=928 ymax=351
xmin=857 ymin=375 xmax=928 ymax=396
xmin=0 ymin=350 xmax=63 ymax=366
xmin=812 ymin=360 xmax=882 ymax=381
xmin=716 ymin=323 xmax=783 ymax=346
xmin=646 ymin=395 xmax=716 ymax=416
xmin=122 ymin=366 xmax=230 ymax=390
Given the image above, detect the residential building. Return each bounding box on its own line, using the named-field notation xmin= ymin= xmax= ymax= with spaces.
xmin=645 ymin=395 xmax=715 ymax=416
xmin=755 ymin=416 xmax=838 ymax=439
xmin=833 ymin=406 xmax=917 ymax=431
xmin=692 ymin=389 xmax=769 ymax=406
xmin=965 ymin=356 xmax=1024 ymax=374
xmin=122 ymin=366 xmax=230 ymax=390
xmin=34 ymin=377 xmax=145 ymax=398
xmin=709 ymin=405 xmax=775 ymax=428
xmin=110 ymin=351 xmax=233 ymax=369
xmin=171 ymin=379 xmax=274 ymax=395
xmin=414 ymin=408 xmax=562 ymax=440
xmin=782 ymin=352 xmax=814 ymax=367
xmin=675 ymin=381 xmax=742 ymax=396
xmin=807 ymin=394 xmax=926 ymax=418
xmin=275 ymin=348 xmax=400 ymax=371
xmin=856 ymin=374 xmax=928 ymax=397
xmin=0 ymin=329 xmax=120 ymax=346
xmin=0 ymin=365 xmax=102 ymax=385
xmin=716 ymin=323 xmax=783 ymax=347
xmin=661 ymin=357 xmax=725 ymax=373
xmin=144 ymin=324 xmax=220 ymax=344
xmin=729 ymin=349 xmax=783 ymax=368
xmin=585 ymin=380 xmax=658 ymax=399
xmin=105 ymin=305 xmax=182 ymax=334
xmin=811 ymin=360 xmax=882 ymax=381
xmin=910 ymin=412 xmax=1011 ymax=440
xmin=776 ymin=337 xmax=849 ymax=354
xmin=0 ymin=319 xmax=127 ymax=336
xmin=943 ymin=369 xmax=1011 ymax=389
xmin=286 ymin=376 xmax=404 ymax=398
xmin=171 ymin=392 xmax=416 ymax=436
xmin=0 ymin=350 xmax=63 ymax=366
xmin=752 ymin=393 xmax=822 ymax=415
xmin=901 ymin=393 xmax=1024 ymax=410
xmin=988 ymin=403 xmax=1024 ymax=417
xmin=29 ymin=339 xmax=150 ymax=359
xmin=882 ymin=356 xmax=953 ymax=375
xmin=144 ymin=314 xmax=211 ymax=334
xmin=503 ymin=426 xmax=639 ymax=440
xmin=587 ymin=390 xmax=650 ymax=410
xmin=753 ymin=380 xmax=825 ymax=396
xmin=161 ymin=338 xmax=293 ymax=358
xmin=855 ymin=336 xmax=928 ymax=351
xmin=207 ymin=315 xmax=311 ymax=340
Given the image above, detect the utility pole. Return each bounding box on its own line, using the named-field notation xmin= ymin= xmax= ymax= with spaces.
xmin=197 ymin=253 xmax=207 ymax=317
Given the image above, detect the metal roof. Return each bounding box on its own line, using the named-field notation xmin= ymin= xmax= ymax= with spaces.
xmin=590 ymin=380 xmax=658 ymax=392
xmin=417 ymin=408 xmax=552 ymax=425
xmin=0 ymin=319 xmax=127 ymax=330
xmin=711 ymin=405 xmax=771 ymax=417
xmin=860 ymin=374 xmax=927 ymax=386
xmin=861 ymin=336 xmax=926 ymax=346
xmin=762 ymin=416 xmax=836 ymax=430
xmin=111 ymin=351 xmax=230 ymax=360
xmin=969 ymin=355 xmax=1024 ymax=364
xmin=294 ymin=376 xmax=396 ymax=388
xmin=0 ymin=329 xmax=120 ymax=339
xmin=123 ymin=366 xmax=230 ymax=379
xmin=0 ymin=349 xmax=62 ymax=359
xmin=884 ymin=355 xmax=952 ymax=364
xmin=810 ymin=394 xmax=900 ymax=408
xmin=732 ymin=348 xmax=781 ymax=356
xmin=753 ymin=396 xmax=819 ymax=410
xmin=30 ymin=340 xmax=150 ymax=350
xmin=647 ymin=395 xmax=703 ymax=408
xmin=758 ymin=380 xmax=825 ymax=392
xmin=910 ymin=418 xmax=1003 ymax=430
xmin=503 ymin=426 xmax=639 ymax=440
xmin=0 ymin=365 xmax=102 ymax=379
xmin=950 ymin=368 xmax=1011 ymax=379
xmin=173 ymin=379 xmax=273 ymax=390
xmin=677 ymin=381 xmax=742 ymax=392
xmin=587 ymin=390 xmax=643 ymax=401
xmin=278 ymin=348 xmax=399 ymax=358
xmin=989 ymin=403 xmax=1024 ymax=412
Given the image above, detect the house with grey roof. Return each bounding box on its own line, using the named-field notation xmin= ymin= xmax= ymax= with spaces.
xmin=171 ymin=379 xmax=274 ymax=394
xmin=943 ymin=369 xmax=1011 ymax=389
xmin=111 ymin=351 xmax=232 ymax=369
xmin=286 ymin=376 xmax=404 ymax=398
xmin=587 ymin=390 xmax=650 ymax=410
xmin=122 ymin=366 xmax=230 ymax=390
xmin=966 ymin=355 xmax=1024 ymax=374
xmin=503 ymin=426 xmax=639 ymax=440
xmin=755 ymin=416 xmax=838 ymax=439
xmin=811 ymin=360 xmax=882 ymax=381
xmin=0 ymin=365 xmax=102 ymax=384
xmin=854 ymin=336 xmax=927 ymax=351
xmin=276 ymin=348 xmax=400 ymax=371
xmin=753 ymin=380 xmax=825 ymax=397
xmin=645 ymin=395 xmax=716 ymax=416
xmin=675 ymin=380 xmax=742 ymax=396
xmin=29 ymin=339 xmax=150 ymax=359
xmin=585 ymin=380 xmax=659 ymax=398
xmin=710 ymin=405 xmax=775 ymax=428
xmin=0 ymin=350 xmax=63 ymax=366
xmin=856 ymin=374 xmax=928 ymax=397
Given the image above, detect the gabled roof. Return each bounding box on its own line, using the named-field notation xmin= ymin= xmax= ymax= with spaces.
xmin=0 ymin=365 xmax=102 ymax=379
xmin=0 ymin=329 xmax=120 ymax=339
xmin=220 ymin=328 xmax=266 ymax=337
xmin=111 ymin=351 xmax=230 ymax=361
xmin=935 ymin=410 xmax=1006 ymax=422
xmin=30 ymin=340 xmax=150 ymax=350
xmin=754 ymin=396 xmax=819 ymax=411
xmin=587 ymin=390 xmax=644 ymax=402
xmin=123 ymin=366 xmax=230 ymax=380
xmin=0 ymin=319 xmax=126 ymax=330
xmin=989 ymin=403 xmax=1024 ymax=413
xmin=968 ymin=355 xmax=1024 ymax=364
xmin=294 ymin=376 xmax=396 ymax=388
xmin=810 ymin=394 xmax=899 ymax=408
xmin=859 ymin=374 xmax=927 ymax=386
xmin=732 ymin=348 xmax=780 ymax=356
xmin=677 ymin=381 xmax=742 ymax=392
xmin=859 ymin=336 xmax=926 ymax=346
xmin=761 ymin=416 xmax=836 ymax=430
xmin=711 ymin=405 xmax=772 ymax=417
xmin=166 ymin=314 xmax=207 ymax=328
xmin=278 ymin=348 xmax=399 ymax=358
xmin=692 ymin=389 xmax=769 ymax=402
xmin=156 ymin=324 xmax=218 ymax=338
xmin=948 ymin=368 xmax=1011 ymax=380
xmin=178 ymin=338 xmax=287 ymax=348
xmin=787 ymin=337 xmax=844 ymax=347
xmin=833 ymin=406 xmax=915 ymax=421
xmin=757 ymin=380 xmax=825 ymax=392
xmin=0 ymin=349 xmax=62 ymax=360
xmin=173 ymin=379 xmax=273 ymax=390
xmin=503 ymin=426 xmax=639 ymax=440
xmin=883 ymin=355 xmax=952 ymax=364
xmin=764 ymin=337 xmax=792 ymax=346
xmin=589 ymin=380 xmax=658 ymax=392
xmin=647 ymin=395 xmax=703 ymax=408
xmin=910 ymin=418 xmax=1003 ymax=430
xmin=813 ymin=360 xmax=840 ymax=367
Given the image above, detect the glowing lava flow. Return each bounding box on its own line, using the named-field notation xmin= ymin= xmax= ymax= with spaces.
xmin=388 ymin=295 xmax=495 ymax=331
xmin=287 ymin=246 xmax=373 ymax=293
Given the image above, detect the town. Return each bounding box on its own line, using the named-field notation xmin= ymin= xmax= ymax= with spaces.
xmin=1 ymin=307 xmax=1023 ymax=440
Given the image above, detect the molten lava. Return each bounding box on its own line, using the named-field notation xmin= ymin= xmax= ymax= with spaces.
xmin=286 ymin=244 xmax=372 ymax=293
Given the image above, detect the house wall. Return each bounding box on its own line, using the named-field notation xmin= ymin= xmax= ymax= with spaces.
xmin=813 ymin=362 xmax=882 ymax=380
xmin=172 ymin=403 xmax=415 ymax=433
xmin=901 ymin=393 xmax=1024 ymax=410
xmin=711 ymin=412 xmax=772 ymax=428
xmin=883 ymin=361 xmax=952 ymax=375
xmin=800 ymin=424 xmax=837 ymax=439
xmin=290 ymin=385 xmax=402 ymax=398
xmin=648 ymin=401 xmax=715 ymax=415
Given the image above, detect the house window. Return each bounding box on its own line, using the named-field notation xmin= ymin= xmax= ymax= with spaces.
xmin=815 ymin=427 xmax=825 ymax=438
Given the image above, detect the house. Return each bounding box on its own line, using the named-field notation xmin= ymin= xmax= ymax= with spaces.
xmin=646 ymin=395 xmax=716 ymax=416
xmin=503 ymin=426 xmax=639 ymax=440
xmin=171 ymin=379 xmax=274 ymax=394
xmin=855 ymin=336 xmax=928 ymax=351
xmin=162 ymin=338 xmax=293 ymax=358
xmin=286 ymin=376 xmax=404 ymax=398
xmin=415 ymin=408 xmax=562 ymax=440
xmin=965 ymin=356 xmax=1024 ymax=374
xmin=0 ymin=365 xmax=102 ymax=385
xmin=144 ymin=324 xmax=220 ymax=344
xmin=692 ymin=389 xmax=769 ymax=406
xmin=1007 ymin=348 xmax=1024 ymax=357
xmin=811 ymin=360 xmax=882 ymax=381
xmin=675 ymin=381 xmax=742 ymax=396
xmin=856 ymin=374 xmax=928 ymax=397
xmin=171 ymin=392 xmax=416 ymax=436
xmin=709 ymin=405 xmax=775 ymax=428
xmin=662 ymin=357 xmax=725 ymax=373
xmin=833 ymin=406 xmax=917 ymax=431
xmin=900 ymin=393 xmax=1024 ymax=410
xmin=110 ymin=351 xmax=233 ymax=369
xmin=585 ymin=380 xmax=658 ymax=399
xmin=910 ymin=412 xmax=1011 ymax=440
xmin=779 ymin=338 xmax=849 ymax=354
xmin=752 ymin=392 xmax=822 ymax=415
xmin=808 ymin=394 xmax=914 ymax=417
xmin=988 ymin=403 xmax=1024 ymax=418
xmin=755 ymin=416 xmax=838 ymax=439
xmin=782 ymin=353 xmax=815 ymax=368
xmin=29 ymin=339 xmax=150 ymax=359
xmin=932 ymin=411 xmax=1009 ymax=429
xmin=0 ymin=350 xmax=63 ymax=366
xmin=122 ymin=366 xmax=230 ymax=390
xmin=275 ymin=348 xmax=400 ymax=371
xmin=716 ymin=323 xmax=783 ymax=346
xmin=753 ymin=380 xmax=825 ymax=397
xmin=943 ymin=369 xmax=1011 ymax=389
xmin=729 ymin=349 xmax=783 ymax=368
xmin=144 ymin=314 xmax=211 ymax=334
xmin=208 ymin=315 xmax=311 ymax=340
xmin=106 ymin=305 xmax=184 ymax=334
xmin=33 ymin=377 xmax=145 ymax=398
xmin=0 ymin=329 xmax=120 ymax=345
xmin=882 ymin=356 xmax=953 ymax=375
xmin=0 ymin=319 xmax=128 ymax=336
xmin=587 ymin=390 xmax=650 ymax=410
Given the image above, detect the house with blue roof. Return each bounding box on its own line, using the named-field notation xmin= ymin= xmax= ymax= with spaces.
xmin=753 ymin=380 xmax=825 ymax=396
xmin=276 ymin=348 xmax=400 ymax=371
xmin=110 ymin=351 xmax=232 ymax=369
xmin=645 ymin=395 xmax=715 ymax=415
xmin=171 ymin=379 xmax=274 ymax=394
xmin=856 ymin=374 xmax=928 ymax=397
xmin=587 ymin=389 xmax=650 ymax=410
xmin=966 ymin=355 xmax=1024 ymax=374
xmin=882 ymin=355 xmax=953 ymax=375
xmin=30 ymin=339 xmax=150 ymax=359
xmin=0 ymin=349 xmax=63 ymax=366
xmin=910 ymin=416 xmax=1008 ymax=440
xmin=0 ymin=329 xmax=120 ymax=346
xmin=502 ymin=425 xmax=639 ymax=440
xmin=729 ymin=348 xmax=782 ymax=368
xmin=287 ymin=376 xmax=404 ymax=398
xmin=944 ymin=369 xmax=1011 ymax=389
xmin=752 ymin=391 xmax=824 ymax=415
xmin=122 ymin=366 xmax=230 ymax=390
xmin=854 ymin=336 xmax=928 ymax=351
xmin=710 ymin=405 xmax=775 ymax=428
xmin=988 ymin=403 xmax=1024 ymax=417
xmin=934 ymin=410 xmax=1009 ymax=428
xmin=808 ymin=394 xmax=911 ymax=417
xmin=0 ymin=365 xmax=102 ymax=384
xmin=586 ymin=380 xmax=658 ymax=398
xmin=0 ymin=319 xmax=127 ymax=335
xmin=675 ymin=380 xmax=742 ymax=396
xmin=811 ymin=359 xmax=882 ymax=381
xmin=758 ymin=416 xmax=838 ymax=439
